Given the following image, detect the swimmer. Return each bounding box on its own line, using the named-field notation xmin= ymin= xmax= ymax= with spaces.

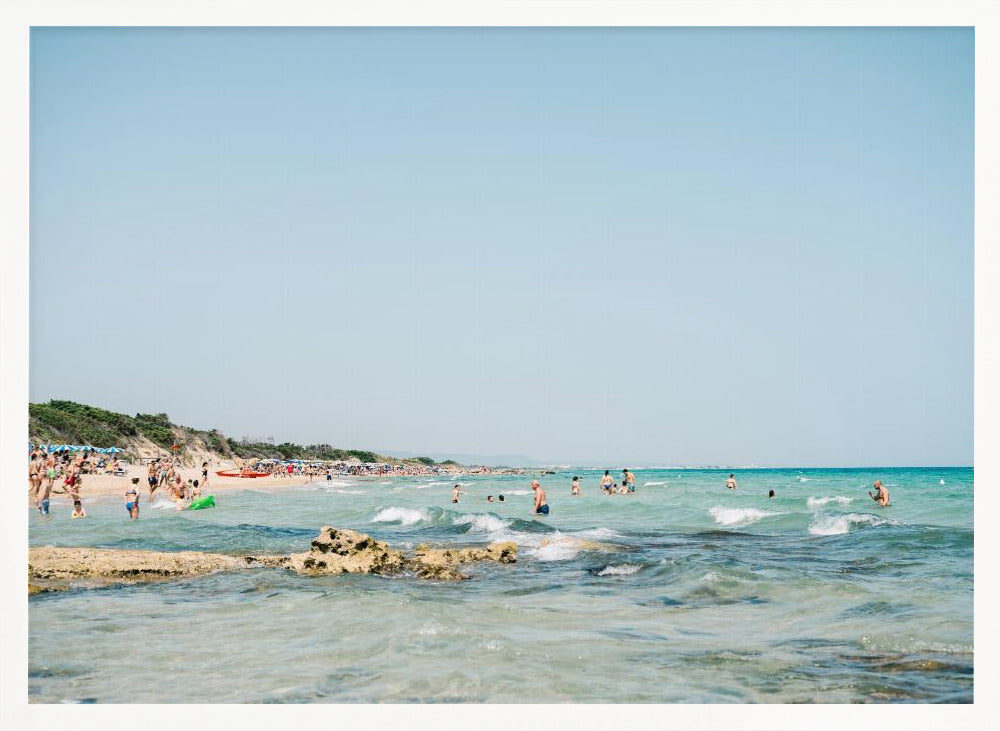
xmin=768 ymin=489 xmax=775 ymax=498
xmin=726 ymin=474 xmax=737 ymax=490
xmin=531 ymin=480 xmax=549 ymax=515
xmin=125 ymin=477 xmax=140 ymax=519
xmin=498 ymin=494 xmax=505 ymax=502
xmin=571 ymin=476 xmax=580 ymax=496
xmin=71 ymin=499 xmax=87 ymax=519
xmin=600 ymin=470 xmax=613 ymax=493
xmin=868 ymin=480 xmax=890 ymax=507
xmin=487 ymin=495 xmax=494 ymax=503
xmin=451 ymin=484 xmax=462 ymax=503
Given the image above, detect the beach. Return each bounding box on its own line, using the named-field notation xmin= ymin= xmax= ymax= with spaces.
xmin=28 ymin=466 xmax=973 ymax=703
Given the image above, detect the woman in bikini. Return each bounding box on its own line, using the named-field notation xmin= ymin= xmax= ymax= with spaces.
xmin=125 ymin=478 xmax=140 ymax=519
xmin=28 ymin=455 xmax=42 ymax=504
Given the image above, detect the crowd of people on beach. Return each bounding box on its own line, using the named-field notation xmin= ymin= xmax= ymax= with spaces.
xmin=31 ymin=445 xmax=893 ymax=523
xmin=27 ymin=447 xmax=114 ymax=517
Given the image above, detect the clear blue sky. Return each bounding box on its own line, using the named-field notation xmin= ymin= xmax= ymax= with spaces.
xmin=29 ymin=27 xmax=973 ymax=466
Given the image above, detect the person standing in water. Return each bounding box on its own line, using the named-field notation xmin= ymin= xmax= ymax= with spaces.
xmin=623 ymin=469 xmax=636 ymax=492
xmin=571 ymin=476 xmax=581 ymax=496
xmin=125 ymin=478 xmax=140 ymax=519
xmin=726 ymin=474 xmax=737 ymax=490
xmin=531 ymin=480 xmax=549 ymax=515
xmin=600 ymin=471 xmax=613 ymax=493
xmin=451 ymin=484 xmax=462 ymax=503
xmin=869 ymin=480 xmax=890 ymax=507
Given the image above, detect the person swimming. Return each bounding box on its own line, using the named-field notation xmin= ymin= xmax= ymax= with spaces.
xmin=71 ymin=499 xmax=87 ymax=519
xmin=487 ymin=495 xmax=494 ymax=503
xmin=768 ymin=489 xmax=775 ymax=498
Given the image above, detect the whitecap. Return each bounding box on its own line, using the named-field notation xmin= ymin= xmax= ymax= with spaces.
xmin=940 ymin=479 xmax=946 ymax=485
xmin=501 ymin=490 xmax=532 ymax=496
xmin=643 ymin=481 xmax=668 ymax=486
xmin=597 ymin=564 xmax=641 ymax=577
xmin=808 ymin=512 xmax=896 ymax=536
xmin=573 ymin=527 xmax=624 ymax=541
xmin=806 ymin=495 xmax=854 ymax=509
xmin=371 ymin=507 xmax=430 ymax=526
xmin=529 ymin=541 xmax=580 ymax=562
xmin=797 ymin=477 xmax=811 ymax=482
xmin=150 ymin=498 xmax=181 ymax=510
xmin=452 ymin=513 xmax=511 ymax=534
xmin=708 ymin=506 xmax=782 ymax=527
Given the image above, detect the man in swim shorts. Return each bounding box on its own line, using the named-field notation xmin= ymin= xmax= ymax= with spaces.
xmin=623 ymin=469 xmax=636 ymax=492
xmin=451 ymin=484 xmax=462 ymax=503
xmin=531 ymin=480 xmax=549 ymax=515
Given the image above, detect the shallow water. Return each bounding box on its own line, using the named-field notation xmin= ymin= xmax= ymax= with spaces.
xmin=28 ymin=467 xmax=973 ymax=703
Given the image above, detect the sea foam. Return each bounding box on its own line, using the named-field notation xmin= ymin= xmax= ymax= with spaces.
xmin=597 ymin=564 xmax=642 ymax=577
xmin=452 ymin=513 xmax=510 ymax=534
xmin=806 ymin=495 xmax=854 ymax=509
xmin=644 ymin=481 xmax=668 ymax=486
xmin=808 ymin=512 xmax=895 ymax=536
xmin=371 ymin=507 xmax=430 ymax=526
xmin=708 ymin=506 xmax=781 ymax=527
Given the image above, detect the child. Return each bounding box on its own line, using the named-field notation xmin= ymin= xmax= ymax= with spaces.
xmin=71 ymin=499 xmax=87 ymax=519
xmin=191 ymin=479 xmax=201 ymax=500
xmin=571 ymin=476 xmax=580 ymax=496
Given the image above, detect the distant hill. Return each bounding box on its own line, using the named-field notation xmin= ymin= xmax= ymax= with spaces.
xmin=382 ymin=449 xmax=550 ymax=468
xmin=28 ymin=400 xmax=443 ymax=465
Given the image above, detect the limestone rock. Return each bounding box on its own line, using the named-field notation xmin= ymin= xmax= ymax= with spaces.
xmin=410 ymin=541 xmax=517 ymax=580
xmin=286 ymin=526 xmax=407 ymax=575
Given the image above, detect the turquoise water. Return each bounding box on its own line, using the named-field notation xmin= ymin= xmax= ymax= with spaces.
xmin=28 ymin=467 xmax=973 ymax=703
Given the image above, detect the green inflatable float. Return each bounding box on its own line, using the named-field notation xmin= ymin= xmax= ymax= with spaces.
xmin=188 ymin=495 xmax=215 ymax=510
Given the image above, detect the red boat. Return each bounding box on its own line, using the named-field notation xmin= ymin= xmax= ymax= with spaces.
xmin=215 ymin=469 xmax=272 ymax=478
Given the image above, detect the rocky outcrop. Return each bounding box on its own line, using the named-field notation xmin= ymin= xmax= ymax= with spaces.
xmin=412 ymin=542 xmax=517 ymax=580
xmin=29 ymin=526 xmax=519 ymax=594
xmin=287 ymin=525 xmax=517 ymax=580
xmin=28 ymin=546 xmax=246 ymax=592
xmin=285 ymin=526 xmax=517 ymax=580
xmin=286 ymin=527 xmax=407 ymax=575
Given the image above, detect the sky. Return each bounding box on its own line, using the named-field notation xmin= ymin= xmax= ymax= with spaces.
xmin=29 ymin=27 xmax=973 ymax=467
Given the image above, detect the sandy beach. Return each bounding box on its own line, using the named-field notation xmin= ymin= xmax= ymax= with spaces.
xmin=28 ymin=460 xmax=315 ymax=505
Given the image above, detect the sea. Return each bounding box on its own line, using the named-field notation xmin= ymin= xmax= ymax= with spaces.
xmin=28 ymin=467 xmax=973 ymax=703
